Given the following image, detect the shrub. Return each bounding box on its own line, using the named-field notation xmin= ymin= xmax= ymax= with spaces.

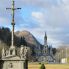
xmin=39 ymin=62 xmax=41 ymax=64
xmin=40 ymin=64 xmax=46 ymax=69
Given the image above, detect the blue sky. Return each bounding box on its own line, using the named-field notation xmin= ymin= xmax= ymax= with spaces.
xmin=0 ymin=0 xmax=69 ymax=47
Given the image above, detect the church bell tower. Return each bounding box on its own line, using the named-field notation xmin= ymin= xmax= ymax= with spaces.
xmin=44 ymin=32 xmax=47 ymax=46
xmin=43 ymin=32 xmax=48 ymax=55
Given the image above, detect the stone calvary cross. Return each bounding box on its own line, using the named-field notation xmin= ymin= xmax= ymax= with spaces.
xmin=6 ymin=0 xmax=21 ymax=47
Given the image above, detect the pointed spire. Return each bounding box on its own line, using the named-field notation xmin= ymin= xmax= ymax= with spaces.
xmin=45 ymin=32 xmax=47 ymax=40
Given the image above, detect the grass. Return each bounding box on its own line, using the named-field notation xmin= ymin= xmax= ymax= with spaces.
xmin=28 ymin=62 xmax=69 ymax=69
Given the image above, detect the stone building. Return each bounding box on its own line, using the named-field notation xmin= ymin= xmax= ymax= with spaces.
xmin=43 ymin=32 xmax=48 ymax=55
xmin=38 ymin=32 xmax=55 ymax=63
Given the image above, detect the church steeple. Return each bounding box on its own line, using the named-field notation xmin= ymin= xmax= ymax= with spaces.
xmin=44 ymin=32 xmax=47 ymax=46
xmin=43 ymin=32 xmax=48 ymax=55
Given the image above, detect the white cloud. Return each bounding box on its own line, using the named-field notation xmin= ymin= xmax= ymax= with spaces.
xmin=62 ymin=0 xmax=69 ymax=4
xmin=48 ymin=37 xmax=63 ymax=47
xmin=30 ymin=1 xmax=69 ymax=47
xmin=32 ymin=12 xmax=46 ymax=27
xmin=32 ymin=12 xmax=44 ymax=20
xmin=0 ymin=17 xmax=10 ymax=26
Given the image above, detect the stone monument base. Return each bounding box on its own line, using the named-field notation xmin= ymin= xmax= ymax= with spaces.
xmin=0 ymin=59 xmax=28 ymax=69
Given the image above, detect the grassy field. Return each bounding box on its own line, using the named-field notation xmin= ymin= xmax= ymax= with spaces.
xmin=28 ymin=63 xmax=69 ymax=69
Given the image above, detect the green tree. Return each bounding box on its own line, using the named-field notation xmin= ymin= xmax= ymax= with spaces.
xmin=40 ymin=64 xmax=46 ymax=69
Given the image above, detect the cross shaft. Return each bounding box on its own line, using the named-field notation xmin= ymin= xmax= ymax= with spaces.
xmin=6 ymin=0 xmax=21 ymax=47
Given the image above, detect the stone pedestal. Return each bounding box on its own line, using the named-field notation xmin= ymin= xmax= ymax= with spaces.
xmin=1 ymin=59 xmax=28 ymax=69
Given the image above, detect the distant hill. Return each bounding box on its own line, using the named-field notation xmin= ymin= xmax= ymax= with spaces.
xmin=15 ymin=30 xmax=41 ymax=47
xmin=0 ymin=27 xmax=11 ymax=46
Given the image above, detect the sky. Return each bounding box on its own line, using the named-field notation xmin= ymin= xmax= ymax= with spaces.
xmin=0 ymin=0 xmax=69 ymax=47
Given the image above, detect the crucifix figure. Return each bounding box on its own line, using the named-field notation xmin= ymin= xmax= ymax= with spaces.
xmin=6 ymin=0 xmax=21 ymax=47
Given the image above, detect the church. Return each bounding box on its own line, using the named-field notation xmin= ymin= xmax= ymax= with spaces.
xmin=38 ymin=32 xmax=55 ymax=63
